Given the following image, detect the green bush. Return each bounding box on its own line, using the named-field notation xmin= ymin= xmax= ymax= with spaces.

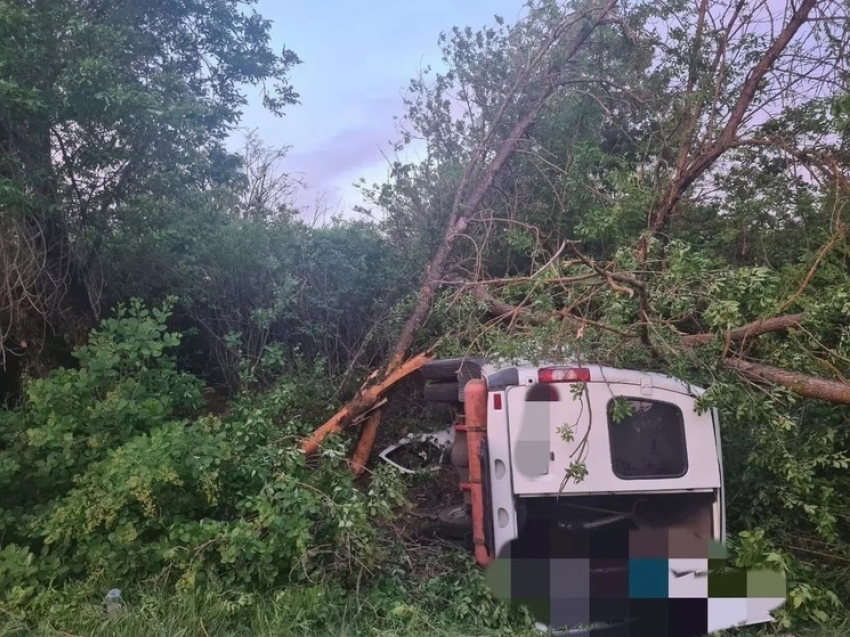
xmin=0 ymin=300 xmax=407 ymax=616
xmin=0 ymin=298 xmax=203 ymax=509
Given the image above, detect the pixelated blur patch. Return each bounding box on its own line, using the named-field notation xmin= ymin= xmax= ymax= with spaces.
xmin=485 ymin=529 xmax=788 ymax=636
xmin=514 ymin=384 xmax=559 ymax=477
xmin=630 ymin=558 xmax=669 ymax=598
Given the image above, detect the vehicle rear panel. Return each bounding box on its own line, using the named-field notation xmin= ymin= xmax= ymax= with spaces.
xmin=505 ymin=380 xmax=721 ymax=496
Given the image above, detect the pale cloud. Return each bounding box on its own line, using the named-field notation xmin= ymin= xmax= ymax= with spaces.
xmin=234 ymin=0 xmax=523 ymax=217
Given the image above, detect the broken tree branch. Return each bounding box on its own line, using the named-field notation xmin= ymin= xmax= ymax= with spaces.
xmin=564 ymin=241 xmax=658 ymax=356
xmin=778 ymin=229 xmax=845 ymax=313
xmin=723 ymin=358 xmax=850 ymax=405
xmin=344 ymin=0 xmax=621 ymax=474
xmin=681 ymin=314 xmax=806 ymax=346
xmin=470 ymin=284 xmax=637 ymax=339
xmin=350 ymin=410 xmax=383 ymax=474
xmin=300 ymin=351 xmax=433 ymax=456
xmin=471 ymin=283 xmax=849 ymax=405
xmin=565 ymin=242 xmax=646 ymax=290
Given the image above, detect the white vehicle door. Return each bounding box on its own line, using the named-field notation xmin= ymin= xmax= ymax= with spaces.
xmin=505 ymin=380 xmax=721 ymax=495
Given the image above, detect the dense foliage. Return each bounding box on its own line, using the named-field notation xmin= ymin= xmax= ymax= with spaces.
xmin=0 ymin=0 xmax=300 ymax=348
xmin=2 ymin=0 xmax=850 ymax=633
xmin=0 ymin=301 xmax=407 ymax=607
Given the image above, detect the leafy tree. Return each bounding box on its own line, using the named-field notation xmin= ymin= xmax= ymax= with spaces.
xmin=0 ymin=0 xmax=300 ymax=365
xmin=172 ymin=215 xmax=413 ymax=391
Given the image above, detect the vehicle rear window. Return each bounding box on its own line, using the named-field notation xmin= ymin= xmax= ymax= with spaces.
xmin=606 ymin=398 xmax=687 ymax=479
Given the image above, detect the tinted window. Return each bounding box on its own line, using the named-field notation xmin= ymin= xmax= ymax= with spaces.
xmin=607 ymin=399 xmax=687 ymax=479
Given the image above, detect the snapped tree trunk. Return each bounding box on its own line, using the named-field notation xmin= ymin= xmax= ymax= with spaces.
xmin=300 ymin=351 xmax=433 ymax=455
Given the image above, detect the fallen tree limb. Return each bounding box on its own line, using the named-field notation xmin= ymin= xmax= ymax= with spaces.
xmin=349 ymin=398 xmax=389 ymax=427
xmin=300 ymin=351 xmax=432 ymax=456
xmin=473 ymin=279 xmax=809 ymax=349
xmin=470 ymin=284 xmax=548 ymax=326
xmin=681 ymin=314 xmax=806 ymax=346
xmin=455 ymin=283 xmax=848 ymax=405
xmin=723 ymin=358 xmax=850 ymax=405
xmin=564 ymin=241 xmax=658 ymax=356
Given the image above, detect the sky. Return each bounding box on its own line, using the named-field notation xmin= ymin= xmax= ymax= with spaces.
xmin=230 ymin=0 xmax=526 ymax=218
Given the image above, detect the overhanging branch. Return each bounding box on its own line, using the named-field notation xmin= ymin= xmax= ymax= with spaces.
xmin=724 ymin=358 xmax=850 ymax=405
xmin=681 ymin=314 xmax=806 ymax=346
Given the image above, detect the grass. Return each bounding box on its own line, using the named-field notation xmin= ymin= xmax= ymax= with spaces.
xmin=1 ymin=584 xmax=846 ymax=637
xmin=0 ymin=586 xmax=536 ymax=637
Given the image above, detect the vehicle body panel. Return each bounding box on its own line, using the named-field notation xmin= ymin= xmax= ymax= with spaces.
xmin=505 ymin=381 xmax=721 ymax=495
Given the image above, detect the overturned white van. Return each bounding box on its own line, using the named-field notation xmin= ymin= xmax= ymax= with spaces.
xmin=391 ymin=357 xmax=784 ymax=635
xmin=477 ymin=361 xmax=725 ymax=557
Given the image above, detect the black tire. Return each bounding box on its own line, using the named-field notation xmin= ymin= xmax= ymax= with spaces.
xmin=421 ymin=358 xmax=483 ymax=382
xmin=436 ymin=504 xmax=473 ymax=539
xmin=423 ymin=382 xmax=460 ymax=403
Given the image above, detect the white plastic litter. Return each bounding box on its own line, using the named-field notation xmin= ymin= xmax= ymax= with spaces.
xmin=378 ymin=425 xmax=455 ymax=474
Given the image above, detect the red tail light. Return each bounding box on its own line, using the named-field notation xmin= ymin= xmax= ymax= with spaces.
xmin=538 ymin=367 xmax=591 ymax=383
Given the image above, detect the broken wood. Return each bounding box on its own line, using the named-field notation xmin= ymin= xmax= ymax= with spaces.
xmin=349 ymin=398 xmax=389 ymax=428
xmin=300 ymin=352 xmax=432 ymax=456
xmin=349 ymin=410 xmax=383 ymax=475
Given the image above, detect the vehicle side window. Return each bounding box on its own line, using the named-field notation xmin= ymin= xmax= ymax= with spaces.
xmin=606 ymin=398 xmax=688 ymax=479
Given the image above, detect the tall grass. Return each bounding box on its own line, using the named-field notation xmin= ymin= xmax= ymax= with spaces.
xmin=0 ymin=584 xmax=537 ymax=637
xmin=2 ymin=584 xmax=845 ymax=637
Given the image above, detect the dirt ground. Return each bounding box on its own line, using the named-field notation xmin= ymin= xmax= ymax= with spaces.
xmin=383 ymin=461 xmax=474 ymax=579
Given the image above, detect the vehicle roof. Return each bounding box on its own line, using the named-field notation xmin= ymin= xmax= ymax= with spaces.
xmin=479 ymin=360 xmax=706 ymax=396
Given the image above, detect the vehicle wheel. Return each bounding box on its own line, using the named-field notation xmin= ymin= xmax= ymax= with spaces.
xmin=424 ymin=382 xmax=460 ymax=403
xmin=421 ymin=358 xmax=482 ymax=382
xmin=436 ymin=504 xmax=473 ymax=539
